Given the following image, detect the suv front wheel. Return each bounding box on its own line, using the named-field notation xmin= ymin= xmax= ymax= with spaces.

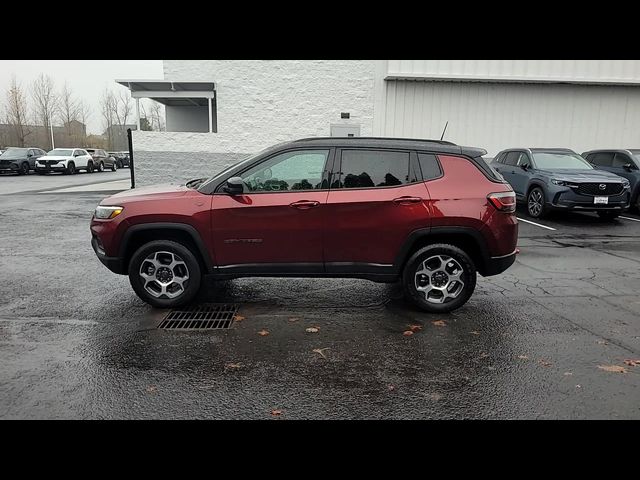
xmin=128 ymin=240 xmax=202 ymax=308
xmin=527 ymin=186 xmax=547 ymax=218
xmin=403 ymin=244 xmax=477 ymax=313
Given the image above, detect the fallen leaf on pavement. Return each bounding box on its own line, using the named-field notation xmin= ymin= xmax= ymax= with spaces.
xmin=305 ymin=327 xmax=320 ymax=333
xmin=539 ymin=359 xmax=552 ymax=367
xmin=288 ymin=317 xmax=299 ymax=322
xmin=563 ymin=372 xmax=573 ymax=376
xmin=402 ymin=330 xmax=414 ymax=336
xmin=517 ymin=355 xmax=529 ymax=360
xmin=598 ymin=365 xmax=628 ymax=373
xmin=623 ymin=359 xmax=640 ymax=367
xmin=225 ymin=362 xmax=243 ymax=370
xmin=430 ymin=393 xmax=442 ymax=401
xmin=146 ymin=385 xmax=157 ymax=393
xmin=233 ymin=315 xmax=245 ymax=322
xmin=257 ymin=329 xmax=270 ymax=336
xmin=271 ymin=409 xmax=283 ymax=416
xmin=478 ymin=352 xmax=489 ymax=359
xmin=432 ymin=320 xmax=447 ymax=327
xmin=597 ymin=340 xmax=608 ymax=345
xmin=408 ymin=324 xmax=422 ymax=331
xmin=470 ymin=331 xmax=480 ymax=335
xmin=387 ymin=384 xmax=396 ymax=391
xmin=312 ymin=348 xmax=330 ymax=359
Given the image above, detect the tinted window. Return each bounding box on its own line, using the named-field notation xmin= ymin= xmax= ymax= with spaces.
xmin=241 ymin=149 xmax=328 ymax=192
xmin=494 ymin=152 xmax=506 ymax=164
xmin=337 ymin=150 xmax=410 ymax=189
xmin=504 ymin=151 xmax=520 ymax=166
xmin=590 ymin=152 xmax=614 ymax=167
xmin=517 ymin=152 xmax=531 ymax=166
xmin=613 ymin=153 xmax=631 ymax=168
xmin=417 ymin=153 xmax=442 ymax=180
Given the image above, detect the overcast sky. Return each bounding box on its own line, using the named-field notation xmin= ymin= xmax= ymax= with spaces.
xmin=0 ymin=60 xmax=164 ymax=134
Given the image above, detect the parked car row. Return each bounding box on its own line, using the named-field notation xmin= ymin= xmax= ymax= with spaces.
xmin=490 ymin=147 xmax=638 ymax=220
xmin=108 ymin=151 xmax=130 ymax=168
xmin=0 ymin=147 xmax=129 ymax=175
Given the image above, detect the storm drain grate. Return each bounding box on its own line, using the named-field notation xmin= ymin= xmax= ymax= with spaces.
xmin=158 ymin=304 xmax=239 ymax=330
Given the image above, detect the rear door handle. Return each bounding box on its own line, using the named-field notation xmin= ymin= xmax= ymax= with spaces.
xmin=289 ymin=200 xmax=320 ymax=210
xmin=393 ymin=196 xmax=423 ymax=205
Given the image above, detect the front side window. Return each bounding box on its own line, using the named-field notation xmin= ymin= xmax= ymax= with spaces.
xmin=504 ymin=151 xmax=520 ymax=166
xmin=532 ymin=152 xmax=593 ymax=170
xmin=240 ymin=149 xmax=328 ymax=192
xmin=613 ymin=153 xmax=631 ymax=168
xmin=336 ymin=150 xmax=411 ymax=189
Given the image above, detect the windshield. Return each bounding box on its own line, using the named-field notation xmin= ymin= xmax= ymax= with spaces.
xmin=533 ymin=152 xmax=593 ymax=170
xmin=48 ymin=149 xmax=73 ymax=156
xmin=0 ymin=148 xmax=28 ymax=159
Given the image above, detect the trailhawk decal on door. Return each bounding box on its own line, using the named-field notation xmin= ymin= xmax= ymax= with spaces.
xmin=223 ymin=238 xmax=264 ymax=244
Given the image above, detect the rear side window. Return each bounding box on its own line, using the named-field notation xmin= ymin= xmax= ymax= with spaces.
xmin=417 ymin=153 xmax=442 ymax=180
xmin=336 ymin=150 xmax=410 ymax=189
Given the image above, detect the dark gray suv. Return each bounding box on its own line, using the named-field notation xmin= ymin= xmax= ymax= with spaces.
xmin=581 ymin=149 xmax=640 ymax=212
xmin=491 ymin=148 xmax=631 ymax=220
xmin=0 ymin=147 xmax=46 ymax=175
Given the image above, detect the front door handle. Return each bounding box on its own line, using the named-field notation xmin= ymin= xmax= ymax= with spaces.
xmin=393 ymin=196 xmax=423 ymax=205
xmin=289 ymin=200 xmax=320 ymax=210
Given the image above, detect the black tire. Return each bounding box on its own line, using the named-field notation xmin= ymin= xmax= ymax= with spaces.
xmin=403 ymin=243 xmax=477 ymax=313
xmin=128 ymin=240 xmax=202 ymax=308
xmin=18 ymin=162 xmax=29 ymax=175
xmin=111 ymin=162 xmax=117 ymax=172
xmin=117 ymin=160 xmax=123 ymax=169
xmin=66 ymin=162 xmax=76 ymax=175
xmin=597 ymin=211 xmax=620 ymax=221
xmin=527 ymin=186 xmax=547 ymax=218
xmin=87 ymin=161 xmax=94 ymax=173
xmin=98 ymin=162 xmax=104 ymax=172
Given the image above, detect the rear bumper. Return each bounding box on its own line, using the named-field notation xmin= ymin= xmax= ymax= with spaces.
xmin=482 ymin=250 xmax=517 ymax=277
xmin=91 ymin=236 xmax=126 ymax=274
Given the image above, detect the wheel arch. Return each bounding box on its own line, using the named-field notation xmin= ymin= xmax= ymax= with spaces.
xmin=394 ymin=227 xmax=491 ymax=276
xmin=120 ymin=223 xmax=213 ymax=274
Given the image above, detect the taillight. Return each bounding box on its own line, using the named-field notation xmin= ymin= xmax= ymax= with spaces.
xmin=488 ymin=191 xmax=516 ymax=212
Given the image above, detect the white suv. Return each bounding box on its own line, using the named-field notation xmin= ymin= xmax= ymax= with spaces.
xmin=35 ymin=148 xmax=94 ymax=175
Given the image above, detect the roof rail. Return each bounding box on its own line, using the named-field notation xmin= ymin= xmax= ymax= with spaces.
xmin=292 ymin=136 xmax=458 ymax=146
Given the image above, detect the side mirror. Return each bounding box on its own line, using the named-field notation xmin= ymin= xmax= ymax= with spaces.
xmin=623 ymin=163 xmax=636 ymax=171
xmin=520 ymin=163 xmax=530 ymax=171
xmin=223 ymin=176 xmax=244 ymax=195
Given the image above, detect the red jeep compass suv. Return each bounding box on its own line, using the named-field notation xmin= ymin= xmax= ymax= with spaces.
xmin=91 ymin=137 xmax=518 ymax=313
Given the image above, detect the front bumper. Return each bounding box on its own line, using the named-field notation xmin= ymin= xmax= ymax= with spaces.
xmin=548 ymin=188 xmax=630 ymax=211
xmin=91 ymin=235 xmax=126 ymax=274
xmin=36 ymin=162 xmax=67 ymax=172
xmin=0 ymin=163 xmax=19 ymax=172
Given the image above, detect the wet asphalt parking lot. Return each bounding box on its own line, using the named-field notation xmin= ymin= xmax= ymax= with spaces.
xmin=1 ymin=170 xmax=639 ymax=419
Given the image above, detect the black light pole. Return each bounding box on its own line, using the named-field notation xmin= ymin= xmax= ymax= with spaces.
xmin=127 ymin=128 xmax=135 ymax=189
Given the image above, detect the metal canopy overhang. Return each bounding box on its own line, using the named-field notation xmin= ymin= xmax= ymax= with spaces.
xmin=116 ymin=79 xmax=216 ymax=132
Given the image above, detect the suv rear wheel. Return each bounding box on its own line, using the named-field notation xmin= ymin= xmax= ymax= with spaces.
xmin=128 ymin=240 xmax=202 ymax=308
xmin=403 ymin=244 xmax=477 ymax=313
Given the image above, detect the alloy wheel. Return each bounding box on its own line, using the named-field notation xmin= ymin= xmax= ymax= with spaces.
xmin=528 ymin=189 xmax=543 ymax=217
xmin=139 ymin=251 xmax=190 ymax=299
xmin=414 ymin=254 xmax=465 ymax=304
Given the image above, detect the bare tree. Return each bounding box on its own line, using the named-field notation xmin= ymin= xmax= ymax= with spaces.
xmin=149 ymin=102 xmax=165 ymax=131
xmin=57 ymin=82 xmax=79 ymax=136
xmin=5 ymin=75 xmax=31 ymax=147
xmin=113 ymin=89 xmax=133 ymax=128
xmin=31 ymin=74 xmax=58 ymax=150
xmin=77 ymin=100 xmax=91 ymax=143
xmin=100 ymin=89 xmax=117 ymax=150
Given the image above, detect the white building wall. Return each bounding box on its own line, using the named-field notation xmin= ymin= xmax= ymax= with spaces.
xmin=135 ymin=60 xmax=376 ymax=154
xmin=378 ymin=81 xmax=640 ymax=157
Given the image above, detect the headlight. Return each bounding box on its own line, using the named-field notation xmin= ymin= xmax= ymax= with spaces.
xmin=551 ymin=179 xmax=578 ymax=187
xmin=94 ymin=205 xmax=123 ymax=219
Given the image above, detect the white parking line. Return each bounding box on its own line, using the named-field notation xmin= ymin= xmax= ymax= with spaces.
xmin=516 ymin=217 xmax=557 ymax=231
xmin=620 ymin=216 xmax=640 ymax=223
